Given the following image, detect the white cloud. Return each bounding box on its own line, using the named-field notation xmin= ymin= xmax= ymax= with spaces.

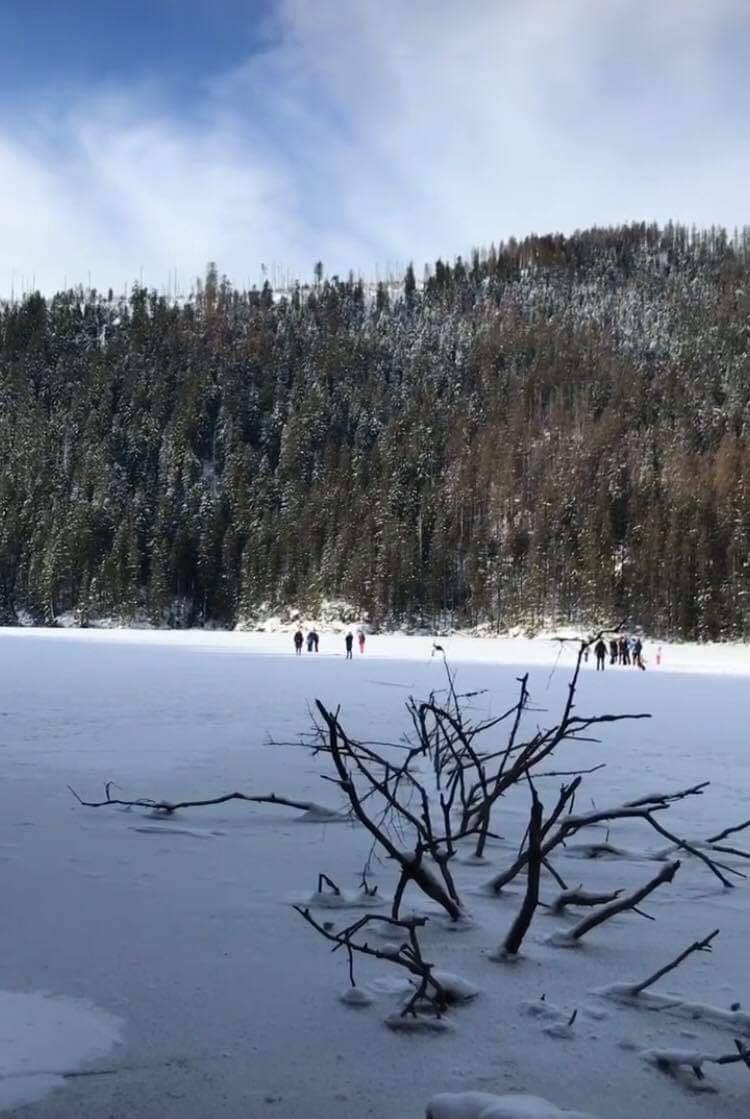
xmin=0 ymin=0 xmax=748 ymax=294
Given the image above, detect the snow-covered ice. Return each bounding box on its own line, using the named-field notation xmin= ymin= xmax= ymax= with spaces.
xmin=1 ymin=627 xmax=750 ymax=1116
xmin=425 ymin=1090 xmax=601 ymax=1118
xmin=0 ymin=991 xmax=121 ymax=1110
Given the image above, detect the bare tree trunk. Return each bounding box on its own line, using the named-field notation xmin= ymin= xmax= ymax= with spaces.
xmin=503 ymin=787 xmax=543 ymax=954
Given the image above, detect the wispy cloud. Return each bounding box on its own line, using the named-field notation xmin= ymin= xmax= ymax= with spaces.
xmin=1 ymin=0 xmax=748 ymax=294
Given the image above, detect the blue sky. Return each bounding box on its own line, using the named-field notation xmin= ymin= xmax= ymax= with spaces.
xmin=0 ymin=1 xmax=275 ymax=105
xmin=0 ymin=0 xmax=749 ymax=295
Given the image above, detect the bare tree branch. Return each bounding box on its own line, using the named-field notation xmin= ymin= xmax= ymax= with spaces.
xmin=68 ymin=783 xmax=339 ymax=817
xmin=559 ymin=861 xmax=680 ymax=943
xmin=628 ymin=929 xmax=720 ymax=996
xmin=293 ymin=906 xmax=448 ymax=1017
xmin=502 ymin=783 xmax=544 ymax=955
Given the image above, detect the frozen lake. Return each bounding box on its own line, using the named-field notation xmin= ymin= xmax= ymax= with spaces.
xmin=1 ymin=629 xmax=750 ymax=1117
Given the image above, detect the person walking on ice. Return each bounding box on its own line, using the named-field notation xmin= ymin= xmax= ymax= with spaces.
xmin=311 ymin=628 xmax=319 ymax=653
xmin=293 ymin=628 xmax=303 ymax=655
xmin=345 ymin=632 xmax=353 ymax=659
xmin=357 ymin=628 xmax=366 ymax=654
xmin=633 ymin=637 xmax=646 ymax=670
xmin=306 ymin=630 xmax=315 ymax=653
xmin=594 ymin=638 xmax=607 ymax=671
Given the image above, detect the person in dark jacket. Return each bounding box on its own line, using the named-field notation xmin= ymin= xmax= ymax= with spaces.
xmin=594 ymin=639 xmax=607 ymax=670
xmin=311 ymin=629 xmax=319 ymax=653
xmin=345 ymin=632 xmax=353 ymax=659
xmin=306 ymin=630 xmax=315 ymax=653
xmin=619 ymin=635 xmax=630 ymax=665
xmin=609 ymin=638 xmax=618 ymax=665
xmin=294 ymin=629 xmax=303 ymax=655
xmin=633 ymin=637 xmax=645 ymax=670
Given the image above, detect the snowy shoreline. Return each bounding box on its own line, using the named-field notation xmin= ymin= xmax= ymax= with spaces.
xmin=3 ymin=624 xmax=749 ymax=678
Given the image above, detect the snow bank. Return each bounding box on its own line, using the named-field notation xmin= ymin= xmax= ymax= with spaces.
xmin=595 ymin=984 xmax=750 ymax=1035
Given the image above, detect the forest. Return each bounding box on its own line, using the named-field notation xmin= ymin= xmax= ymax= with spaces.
xmin=1 ymin=221 xmax=750 ymax=639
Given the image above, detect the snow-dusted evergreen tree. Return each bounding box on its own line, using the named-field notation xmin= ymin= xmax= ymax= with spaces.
xmin=2 ymin=224 xmax=750 ymax=636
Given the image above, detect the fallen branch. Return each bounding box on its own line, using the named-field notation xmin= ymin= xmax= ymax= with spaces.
xmin=708 ymin=818 xmax=750 ymax=844
xmin=644 ymin=816 xmax=739 ymax=888
xmin=646 ymin=1039 xmax=750 ymax=1081
xmin=68 ymin=783 xmax=340 ymax=818
xmin=628 ymin=928 xmax=720 ymax=996
xmin=554 ymin=861 xmax=680 ymax=943
xmin=550 ymin=888 xmax=623 ymax=915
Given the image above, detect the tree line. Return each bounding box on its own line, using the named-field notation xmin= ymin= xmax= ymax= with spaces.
xmin=2 ymin=221 xmax=750 ymax=639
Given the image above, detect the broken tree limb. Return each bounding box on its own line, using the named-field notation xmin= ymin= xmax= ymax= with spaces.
xmin=502 ymin=786 xmax=544 ymax=955
xmin=68 ymin=783 xmax=340 ymax=817
xmin=629 ymin=928 xmax=720 ymax=996
xmin=708 ymin=818 xmax=750 ymax=844
xmin=550 ymin=888 xmax=623 ymax=915
xmin=644 ymin=815 xmax=740 ymax=888
xmin=542 ymin=858 xmax=568 ymax=891
xmin=562 ymin=861 xmax=681 ymax=942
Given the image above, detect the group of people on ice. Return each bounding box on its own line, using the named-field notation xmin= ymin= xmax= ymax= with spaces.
xmin=592 ymin=635 xmax=645 ymax=671
xmin=293 ymin=627 xmax=366 ymax=657
xmin=294 ymin=628 xmax=319 ymax=654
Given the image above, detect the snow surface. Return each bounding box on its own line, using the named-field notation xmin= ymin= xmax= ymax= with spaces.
xmin=1 ymin=628 xmax=750 ymax=1116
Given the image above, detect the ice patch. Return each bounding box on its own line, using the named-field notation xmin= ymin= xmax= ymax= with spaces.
xmin=425 ymin=1089 xmax=601 ymax=1117
xmin=129 ymin=825 xmax=224 ymax=839
xmin=295 ymin=805 xmax=346 ymax=823
xmin=384 ymin=1012 xmax=454 ymax=1033
xmin=0 ymin=990 xmax=122 ymax=1111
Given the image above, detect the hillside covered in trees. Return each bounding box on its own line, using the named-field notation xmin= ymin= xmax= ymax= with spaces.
xmin=1 ymin=222 xmax=750 ymax=639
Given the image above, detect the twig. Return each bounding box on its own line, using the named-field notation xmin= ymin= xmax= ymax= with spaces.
xmin=629 ymin=929 xmax=720 ymax=995
xmin=708 ymin=819 xmax=750 ymax=844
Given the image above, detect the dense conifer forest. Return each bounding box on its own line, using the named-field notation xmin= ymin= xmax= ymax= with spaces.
xmin=2 ymin=222 xmax=750 ymax=638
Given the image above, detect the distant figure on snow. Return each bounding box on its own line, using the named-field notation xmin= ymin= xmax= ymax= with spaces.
xmin=619 ymin=635 xmax=630 ymax=666
xmin=357 ymin=628 xmax=366 ymax=654
xmin=311 ymin=629 xmax=319 ymax=653
xmin=594 ymin=639 xmax=607 ymax=671
xmin=609 ymin=638 xmax=618 ymax=665
xmin=633 ymin=637 xmax=645 ymax=670
xmin=345 ymin=632 xmax=353 ymax=659
xmin=294 ymin=629 xmax=303 ymax=655
xmin=306 ymin=630 xmax=315 ymax=653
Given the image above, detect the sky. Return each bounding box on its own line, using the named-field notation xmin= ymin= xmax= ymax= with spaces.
xmin=0 ymin=0 xmax=749 ymax=296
